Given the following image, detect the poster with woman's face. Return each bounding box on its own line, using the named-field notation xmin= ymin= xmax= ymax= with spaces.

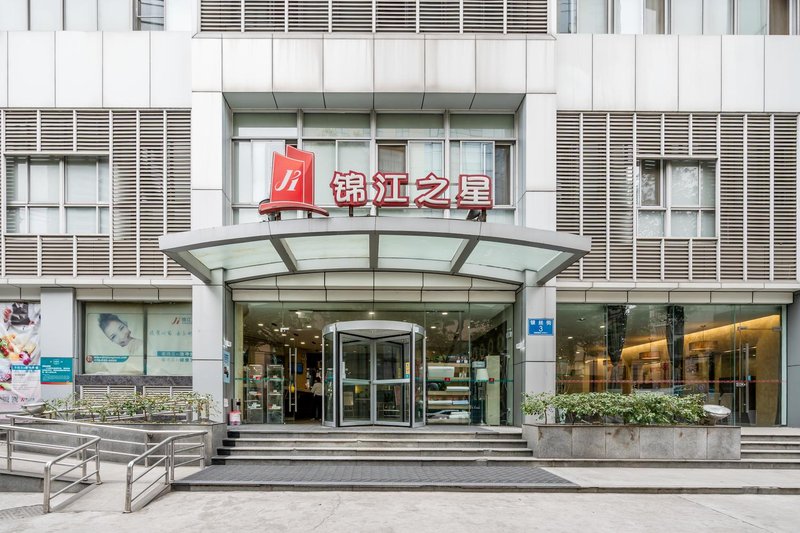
xmin=0 ymin=302 xmax=42 ymax=412
xmin=85 ymin=303 xmax=145 ymax=375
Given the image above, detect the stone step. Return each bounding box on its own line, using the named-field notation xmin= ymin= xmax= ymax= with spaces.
xmin=741 ymin=450 xmax=800 ymax=460
xmin=217 ymin=446 xmax=533 ymax=457
xmin=226 ymin=429 xmax=521 ymax=441
xmin=742 ymin=441 xmax=800 ymax=450
xmin=209 ymin=455 xmax=800 ymax=469
xmin=222 ymin=438 xmax=528 ymax=449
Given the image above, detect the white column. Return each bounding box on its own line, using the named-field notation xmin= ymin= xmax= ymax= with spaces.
xmin=515 ymin=93 xmax=559 ymax=422
xmin=191 ymin=91 xmax=232 ymax=230
xmin=38 ymin=288 xmax=77 ymax=401
xmin=191 ymin=269 xmax=229 ymax=421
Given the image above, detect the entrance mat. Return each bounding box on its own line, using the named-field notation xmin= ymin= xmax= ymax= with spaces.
xmin=175 ymin=464 xmax=576 ymax=489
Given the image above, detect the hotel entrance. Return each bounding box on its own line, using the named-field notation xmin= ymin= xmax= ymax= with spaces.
xmin=322 ymin=321 xmax=425 ymax=428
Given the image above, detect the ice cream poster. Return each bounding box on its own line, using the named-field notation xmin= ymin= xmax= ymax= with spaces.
xmin=0 ymin=302 xmax=42 ymax=412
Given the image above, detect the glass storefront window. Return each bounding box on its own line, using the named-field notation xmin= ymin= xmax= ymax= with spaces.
xmin=376 ymin=114 xmax=444 ymax=138
xmin=84 ymin=303 xmax=192 ymax=376
xmin=235 ymin=302 xmax=514 ymax=426
xmin=303 ymin=114 xmax=370 ymax=138
xmin=556 ymin=303 xmax=783 ymax=426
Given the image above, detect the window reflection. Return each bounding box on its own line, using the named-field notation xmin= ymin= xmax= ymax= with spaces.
xmin=557 ymin=303 xmax=782 ymax=426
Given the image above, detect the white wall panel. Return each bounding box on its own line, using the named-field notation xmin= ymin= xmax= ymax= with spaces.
xmin=151 ymin=32 xmax=192 ymax=108
xmin=192 ymin=38 xmax=222 ymax=92
xmin=678 ymin=36 xmax=721 ymax=112
xmin=98 ymin=0 xmax=131 ymax=30
xmin=425 ymin=38 xmax=476 ymax=93
xmin=374 ymin=39 xmax=424 ymax=93
xmin=522 ymin=191 xmax=557 ymax=231
xmin=55 ymin=32 xmax=102 ymax=107
xmin=191 ymin=189 xmax=228 ymax=230
xmin=476 ymin=39 xmax=526 ymax=94
xmin=526 ymin=39 xmax=555 ymax=94
xmin=273 ymin=38 xmax=323 ymax=93
xmin=521 ymin=94 xmax=557 ymax=193
xmin=764 ymin=36 xmax=800 ymax=112
xmin=8 ymin=32 xmax=55 ymax=107
xmin=0 ymin=0 xmax=28 ymax=31
xmin=0 ymin=33 xmax=7 ymax=107
xmin=636 ymin=35 xmax=678 ymax=111
xmin=324 ymin=39 xmax=373 ymax=93
xmin=103 ymin=32 xmax=150 ymax=107
xmin=721 ymin=36 xmax=764 ymax=112
xmin=166 ymin=0 xmax=195 ymax=32
xmin=592 ymin=34 xmax=635 ymax=111
xmin=555 ymin=34 xmax=592 ymax=110
xmin=223 ymin=38 xmax=272 ymax=92
xmin=64 ymin=0 xmax=98 ymax=30
xmin=30 ymin=0 xmax=62 ymax=30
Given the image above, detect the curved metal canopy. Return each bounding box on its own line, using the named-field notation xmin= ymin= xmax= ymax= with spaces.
xmin=159 ymin=217 xmax=591 ymax=286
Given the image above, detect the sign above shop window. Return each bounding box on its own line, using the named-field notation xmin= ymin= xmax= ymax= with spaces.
xmin=259 ymin=148 xmax=494 ymax=218
xmin=528 ymin=318 xmax=554 ymax=336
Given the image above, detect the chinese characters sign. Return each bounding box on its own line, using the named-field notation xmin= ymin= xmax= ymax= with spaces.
xmin=527 ymin=318 xmax=554 ymax=336
xmin=330 ymin=171 xmax=494 ymax=209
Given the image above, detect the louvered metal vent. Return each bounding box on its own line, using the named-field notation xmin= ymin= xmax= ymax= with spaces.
xmin=556 ymin=112 xmax=799 ymax=283
xmin=200 ymin=0 xmax=243 ymax=31
xmin=0 ymin=109 xmax=192 ymax=280
xmin=376 ymin=0 xmax=416 ymax=31
xmin=245 ymin=0 xmax=285 ymax=30
xmin=199 ymin=0 xmax=548 ymax=33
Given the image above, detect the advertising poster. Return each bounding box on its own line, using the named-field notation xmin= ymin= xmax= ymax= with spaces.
xmin=146 ymin=304 xmax=192 ymax=376
xmin=0 ymin=302 xmax=42 ymax=413
xmin=41 ymin=357 xmax=74 ymax=384
xmin=85 ymin=303 xmax=145 ymax=375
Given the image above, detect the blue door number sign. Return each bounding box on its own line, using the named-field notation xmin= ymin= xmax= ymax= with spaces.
xmin=528 ymin=318 xmax=554 ymax=336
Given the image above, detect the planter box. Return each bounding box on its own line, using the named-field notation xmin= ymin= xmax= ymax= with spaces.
xmin=522 ymin=424 xmax=740 ymax=460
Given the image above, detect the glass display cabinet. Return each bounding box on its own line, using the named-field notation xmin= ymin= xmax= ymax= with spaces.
xmin=245 ymin=364 xmax=264 ymax=424
xmin=266 ymin=364 xmax=284 ymax=424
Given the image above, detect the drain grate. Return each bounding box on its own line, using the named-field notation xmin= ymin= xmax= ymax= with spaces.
xmin=0 ymin=505 xmax=44 ymax=520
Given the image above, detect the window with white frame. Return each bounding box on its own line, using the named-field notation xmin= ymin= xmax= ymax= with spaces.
xmin=6 ymin=156 xmax=110 ymax=235
xmin=558 ymin=0 xmax=796 ymax=34
xmin=637 ymin=159 xmax=716 ymax=238
xmin=232 ymin=112 xmax=515 ymax=223
xmin=136 ymin=0 xmax=165 ymax=30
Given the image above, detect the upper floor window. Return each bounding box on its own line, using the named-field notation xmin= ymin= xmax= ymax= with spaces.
xmin=6 ymin=157 xmax=109 ymax=235
xmin=0 ymin=0 xmax=160 ymax=31
xmin=636 ymin=159 xmax=716 ymax=238
xmin=559 ymin=0 xmax=797 ymax=34
xmin=136 ymin=0 xmax=165 ymax=30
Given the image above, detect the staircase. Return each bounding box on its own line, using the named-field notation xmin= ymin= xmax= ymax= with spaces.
xmin=741 ymin=429 xmax=800 ymax=463
xmin=212 ymin=427 xmax=534 ymax=466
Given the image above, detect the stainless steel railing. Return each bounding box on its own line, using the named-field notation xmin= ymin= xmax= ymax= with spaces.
xmin=8 ymin=415 xmax=210 ymax=465
xmin=124 ymin=431 xmax=207 ymax=513
xmin=0 ymin=424 xmax=101 ymax=513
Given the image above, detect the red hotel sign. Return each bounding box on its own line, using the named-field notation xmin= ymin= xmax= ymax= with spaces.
xmin=259 ymin=148 xmax=493 ymax=217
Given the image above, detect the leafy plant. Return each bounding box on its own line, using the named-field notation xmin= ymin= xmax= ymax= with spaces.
xmin=522 ymin=392 xmax=706 ymax=425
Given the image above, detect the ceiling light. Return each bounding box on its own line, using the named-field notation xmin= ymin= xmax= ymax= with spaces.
xmin=257 ymin=323 xmax=264 ymax=327
xmin=369 ymin=311 xmax=375 ymax=315
xmin=284 ymin=344 xmax=289 ymax=347
xmin=314 ymin=335 xmax=319 ymax=339
xmin=273 ymin=328 xmax=279 ymax=332
xmin=441 ymin=312 xmax=448 ymax=315
xmin=567 ymin=336 xmax=573 ymax=340
xmin=300 ymin=341 xmax=305 ymax=345
xmin=306 ymin=325 xmax=312 ymax=329
xmin=281 ymin=333 xmax=287 ymax=337
xmin=290 ymin=338 xmax=295 ymax=341
xmin=431 ymin=326 xmax=437 ymax=329
xmin=599 ymin=325 xmax=605 ymax=329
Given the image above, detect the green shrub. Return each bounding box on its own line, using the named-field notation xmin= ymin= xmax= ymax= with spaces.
xmin=522 ymin=392 xmax=705 ymax=425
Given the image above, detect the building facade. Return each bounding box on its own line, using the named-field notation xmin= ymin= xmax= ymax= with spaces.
xmin=0 ymin=0 xmax=798 ymax=427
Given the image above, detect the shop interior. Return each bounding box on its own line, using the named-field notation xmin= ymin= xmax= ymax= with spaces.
xmin=556 ymin=303 xmax=783 ymax=426
xmin=233 ymin=302 xmax=514 ymax=426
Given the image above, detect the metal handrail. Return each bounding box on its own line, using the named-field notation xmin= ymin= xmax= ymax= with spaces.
xmin=0 ymin=424 xmax=102 ymax=513
xmin=124 ymin=431 xmax=207 ymax=513
xmin=8 ymin=415 xmax=212 ymax=462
